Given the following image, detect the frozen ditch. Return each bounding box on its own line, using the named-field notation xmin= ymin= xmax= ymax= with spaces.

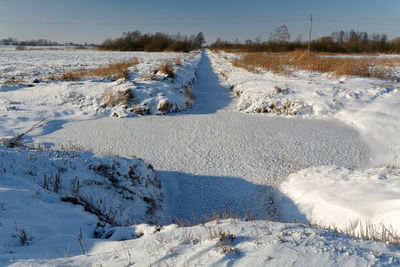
xmin=39 ymin=52 xmax=372 ymax=222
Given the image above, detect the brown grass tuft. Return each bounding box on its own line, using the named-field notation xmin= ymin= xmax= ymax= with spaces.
xmin=183 ymin=85 xmax=194 ymax=108
xmin=143 ymin=71 xmax=157 ymax=81
xmin=159 ymin=62 xmax=175 ymax=79
xmin=50 ymin=58 xmax=139 ymax=81
xmin=209 ymin=227 xmax=239 ymax=254
xmin=157 ymin=101 xmax=173 ymax=113
xmin=131 ymin=105 xmax=150 ymax=115
xmin=101 ymin=89 xmax=135 ymax=108
xmin=318 ymin=220 xmax=400 ymax=247
xmin=232 ymin=51 xmax=399 ymax=79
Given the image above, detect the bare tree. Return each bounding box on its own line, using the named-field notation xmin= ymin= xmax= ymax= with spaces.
xmin=272 ymin=25 xmax=291 ymax=43
xmin=194 ymin=32 xmax=205 ymax=48
xmin=255 ymin=35 xmax=262 ymax=44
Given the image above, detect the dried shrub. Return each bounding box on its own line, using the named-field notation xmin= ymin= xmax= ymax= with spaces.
xmin=101 ymin=89 xmax=135 ymax=108
xmin=16 ymin=45 xmax=27 ymax=51
xmin=132 ymin=105 xmax=149 ymax=115
xmin=14 ymin=225 xmax=31 ymax=246
xmin=233 ymin=51 xmax=399 ymax=79
xmin=209 ymin=228 xmax=239 ymax=255
xmin=159 ymin=62 xmax=175 ymax=79
xmin=183 ymin=85 xmax=194 ymax=108
xmin=143 ymin=71 xmax=157 ymax=81
xmin=2 ymin=118 xmax=46 ymax=147
xmin=157 ymin=100 xmax=173 ymax=113
xmin=3 ymin=76 xmax=25 ymax=86
xmin=252 ymin=100 xmax=309 ymax=115
xmin=50 ymin=58 xmax=139 ymax=81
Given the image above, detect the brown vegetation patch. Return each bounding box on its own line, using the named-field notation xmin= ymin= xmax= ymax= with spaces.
xmin=252 ymin=100 xmax=307 ymax=116
xmin=157 ymin=100 xmax=173 ymax=113
xmin=232 ymin=50 xmax=400 ymax=79
xmin=131 ymin=105 xmax=150 ymax=115
xmin=49 ymin=58 xmax=139 ymax=81
xmin=2 ymin=75 xmax=25 ymax=87
xmin=101 ymin=89 xmax=135 ymax=108
xmin=175 ymin=57 xmax=182 ymax=65
xmin=143 ymin=70 xmax=157 ymax=81
xmin=159 ymin=62 xmax=175 ymax=79
xmin=183 ymin=85 xmax=194 ymax=108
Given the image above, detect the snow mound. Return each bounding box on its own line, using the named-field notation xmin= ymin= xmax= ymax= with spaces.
xmin=208 ymin=50 xmax=400 ymax=118
xmin=281 ymin=165 xmax=400 ymax=233
xmin=336 ymin=89 xmax=400 ymax=166
xmin=10 ymin=220 xmax=400 ymax=266
xmin=0 ymin=146 xmax=163 ymax=226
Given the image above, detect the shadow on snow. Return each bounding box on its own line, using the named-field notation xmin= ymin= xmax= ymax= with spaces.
xmin=158 ymin=170 xmax=307 ymax=225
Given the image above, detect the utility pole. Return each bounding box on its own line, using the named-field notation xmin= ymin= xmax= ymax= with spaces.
xmin=308 ymin=14 xmax=313 ymax=52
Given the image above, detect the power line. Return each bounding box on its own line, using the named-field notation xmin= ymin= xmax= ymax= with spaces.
xmin=308 ymin=15 xmax=312 ymax=51
xmin=0 ymin=17 xmax=307 ymax=26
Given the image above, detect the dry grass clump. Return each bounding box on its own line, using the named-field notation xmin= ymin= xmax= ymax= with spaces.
xmin=143 ymin=71 xmax=157 ymax=81
xmin=2 ymin=75 xmax=25 ymax=87
xmin=159 ymin=62 xmax=175 ymax=79
xmin=209 ymin=228 xmax=239 ymax=255
xmin=175 ymin=57 xmax=182 ymax=65
xmin=58 ymin=71 xmax=84 ymax=81
xmin=50 ymin=58 xmax=139 ymax=81
xmin=101 ymin=89 xmax=135 ymax=108
xmin=131 ymin=105 xmax=150 ymax=115
xmin=183 ymin=85 xmax=194 ymax=108
xmin=16 ymin=45 xmax=27 ymax=51
xmin=233 ymin=51 xmax=399 ymax=79
xmin=320 ymin=220 xmax=400 ymax=247
xmin=157 ymin=100 xmax=173 ymax=113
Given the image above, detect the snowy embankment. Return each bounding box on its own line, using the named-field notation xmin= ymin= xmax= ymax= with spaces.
xmin=0 ymin=48 xmax=201 ymax=138
xmin=0 ymin=145 xmax=163 ymax=226
xmin=208 ymin=50 xmax=400 ymax=233
xmin=281 ymin=166 xmax=400 ymax=232
xmin=0 ymin=144 xmax=164 ymax=265
xmin=2 ymin=163 xmax=399 ymax=267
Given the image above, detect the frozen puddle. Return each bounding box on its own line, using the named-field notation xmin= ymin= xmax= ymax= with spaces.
xmin=39 ymin=53 xmax=372 ymax=222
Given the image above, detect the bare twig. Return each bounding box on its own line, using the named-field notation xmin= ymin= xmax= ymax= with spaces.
xmin=3 ymin=117 xmax=47 ymax=147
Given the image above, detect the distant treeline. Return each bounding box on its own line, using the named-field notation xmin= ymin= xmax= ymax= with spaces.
xmin=0 ymin=37 xmax=61 ymax=46
xmin=210 ymin=29 xmax=400 ymax=53
xmin=0 ymin=37 xmax=90 ymax=47
xmin=100 ymin=31 xmax=205 ymax=52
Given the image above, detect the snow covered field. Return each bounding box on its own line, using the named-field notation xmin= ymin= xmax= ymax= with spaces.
xmin=0 ymin=47 xmax=200 ymax=138
xmin=1 ymin=47 xmax=400 ymax=266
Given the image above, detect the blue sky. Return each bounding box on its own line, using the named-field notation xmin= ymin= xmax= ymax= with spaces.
xmin=0 ymin=0 xmax=399 ymax=44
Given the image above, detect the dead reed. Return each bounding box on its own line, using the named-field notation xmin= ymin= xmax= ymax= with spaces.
xmin=49 ymin=58 xmax=139 ymax=81
xmin=159 ymin=61 xmax=175 ymax=79
xmin=232 ymin=50 xmax=399 ymax=79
